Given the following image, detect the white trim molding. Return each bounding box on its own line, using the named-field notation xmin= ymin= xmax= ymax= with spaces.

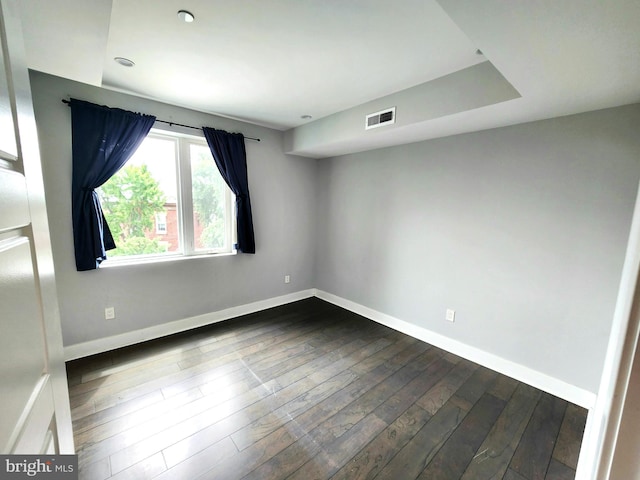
xmin=315 ymin=290 xmax=597 ymax=480
xmin=314 ymin=289 xmax=596 ymax=410
xmin=67 ymin=286 xmax=598 ymax=409
xmin=584 ymin=181 xmax=640 ymax=480
xmin=63 ymin=286 xmax=601 ymax=479
xmin=64 ymin=289 xmax=316 ymax=361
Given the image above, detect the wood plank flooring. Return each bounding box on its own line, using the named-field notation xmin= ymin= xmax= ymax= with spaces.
xmin=66 ymin=298 xmax=587 ymax=480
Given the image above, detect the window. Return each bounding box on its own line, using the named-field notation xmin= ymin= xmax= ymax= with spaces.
xmin=155 ymin=212 xmax=167 ymax=234
xmin=98 ymin=128 xmax=235 ymax=262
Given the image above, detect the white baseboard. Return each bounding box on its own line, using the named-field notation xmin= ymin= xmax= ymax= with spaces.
xmin=63 ymin=289 xmax=316 ymax=361
xmin=63 ymin=287 xmax=597 ymax=480
xmin=64 ymin=286 xmax=597 ymax=410
xmin=314 ymin=289 xmax=597 ymax=410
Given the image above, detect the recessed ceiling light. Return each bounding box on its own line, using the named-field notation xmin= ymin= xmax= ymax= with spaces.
xmin=114 ymin=57 xmax=135 ymax=67
xmin=301 ymin=115 xmax=313 ymax=120
xmin=178 ymin=10 xmax=195 ymax=22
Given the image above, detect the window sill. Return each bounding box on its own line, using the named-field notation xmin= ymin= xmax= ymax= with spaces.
xmin=99 ymin=250 xmax=238 ymax=269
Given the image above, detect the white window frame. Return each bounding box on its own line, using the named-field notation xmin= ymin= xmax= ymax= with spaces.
xmin=102 ymin=126 xmax=236 ymax=266
xmin=176 ymin=131 xmax=236 ymax=256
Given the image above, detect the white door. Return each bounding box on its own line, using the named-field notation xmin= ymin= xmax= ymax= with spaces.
xmin=0 ymin=0 xmax=73 ymax=454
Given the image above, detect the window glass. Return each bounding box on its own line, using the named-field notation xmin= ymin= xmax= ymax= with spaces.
xmin=98 ymin=129 xmax=235 ymax=263
xmin=99 ymin=136 xmax=178 ymax=257
xmin=190 ymin=143 xmax=230 ymax=251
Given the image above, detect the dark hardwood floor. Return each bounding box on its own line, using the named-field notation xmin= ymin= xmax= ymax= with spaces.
xmin=66 ymin=298 xmax=587 ymax=480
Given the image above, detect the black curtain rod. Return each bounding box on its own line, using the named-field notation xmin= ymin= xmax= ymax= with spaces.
xmin=61 ymin=99 xmax=260 ymax=142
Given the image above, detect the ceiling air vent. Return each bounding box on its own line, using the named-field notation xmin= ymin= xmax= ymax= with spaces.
xmin=365 ymin=107 xmax=396 ymax=130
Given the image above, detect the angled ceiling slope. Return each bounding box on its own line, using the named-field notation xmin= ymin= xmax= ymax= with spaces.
xmin=18 ymin=0 xmax=640 ymax=159
xmin=287 ymin=0 xmax=640 ymax=158
xmin=19 ymin=0 xmax=484 ymax=129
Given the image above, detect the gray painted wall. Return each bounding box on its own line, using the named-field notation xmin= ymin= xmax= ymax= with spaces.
xmin=314 ymin=104 xmax=640 ymax=394
xmin=28 ymin=68 xmax=640 ymax=395
xmin=30 ymin=71 xmax=317 ymax=347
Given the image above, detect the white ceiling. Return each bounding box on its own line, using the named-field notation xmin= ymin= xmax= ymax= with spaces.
xmin=18 ymin=0 xmax=640 ymax=157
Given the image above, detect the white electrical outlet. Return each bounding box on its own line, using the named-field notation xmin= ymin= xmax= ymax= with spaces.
xmin=446 ymin=309 xmax=455 ymax=322
xmin=105 ymin=307 xmax=115 ymax=320
xmin=284 ymin=275 xmax=291 ymax=284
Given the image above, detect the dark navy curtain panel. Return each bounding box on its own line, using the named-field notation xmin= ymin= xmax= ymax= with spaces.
xmin=202 ymin=127 xmax=256 ymax=254
xmin=70 ymin=98 xmax=156 ymax=271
